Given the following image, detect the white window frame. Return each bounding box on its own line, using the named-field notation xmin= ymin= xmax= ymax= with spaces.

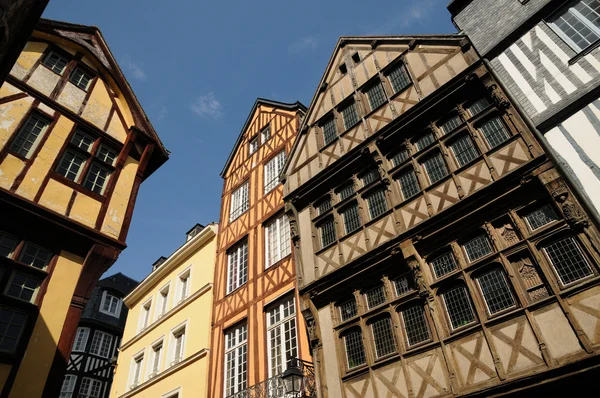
xmin=264 ymin=150 xmax=287 ymax=194
xmin=72 ymin=327 xmax=90 ymax=352
xmin=264 ymin=213 xmax=292 ymax=268
xmin=148 ymin=337 xmax=164 ymax=378
xmin=230 ymin=181 xmax=250 ymax=222
xmin=266 ymin=295 xmax=298 ymax=378
xmin=261 ymin=124 xmax=271 ymax=143
xmin=249 ymin=136 xmax=259 ymax=155
xmin=548 ymin=0 xmax=600 ymax=52
xmin=156 ymin=283 xmax=171 ymax=320
xmin=162 ymin=387 xmax=182 ymax=398
xmin=89 ymin=330 xmax=113 ymax=358
xmin=224 ymin=322 xmax=248 ymax=396
xmin=177 ymin=267 xmax=191 ymax=304
xmin=169 ymin=321 xmax=187 ymax=366
xmin=99 ymin=290 xmax=122 ymax=318
xmin=227 ymin=240 xmax=248 ymax=294
xmin=9 ymin=113 xmax=51 ymax=159
xmin=60 ymin=374 xmax=77 ymax=398
xmin=78 ymin=377 xmax=102 ymax=398
xmin=128 ymin=349 xmax=145 ymax=390
xmin=138 ymin=299 xmax=152 ymax=333
xmin=4 ymin=271 xmax=41 ymax=303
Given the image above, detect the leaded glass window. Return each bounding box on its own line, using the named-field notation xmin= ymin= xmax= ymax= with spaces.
xmin=370 ymin=317 xmax=397 ymax=358
xmin=343 ymin=329 xmax=366 ymax=369
xmin=366 ymin=190 xmax=387 ymax=219
xmin=366 ymin=82 xmax=387 ymax=111
xmin=322 ymin=117 xmax=337 ymax=146
xmin=319 ymin=218 xmax=336 ymax=248
xmin=443 ymin=286 xmax=476 ymax=330
xmin=466 ymin=98 xmax=490 ymax=116
xmin=439 ymin=115 xmax=461 ymax=135
xmin=341 ymin=204 xmax=361 ymax=234
xmin=477 ymin=269 xmax=516 ymax=315
xmin=393 ymin=273 xmax=415 ymax=296
xmin=365 ymin=285 xmax=386 ymax=309
xmin=414 ymin=133 xmax=435 ymax=151
xmin=398 ymin=169 xmax=420 ymax=200
xmin=341 ymin=102 xmax=359 ymax=130
xmin=401 ymin=305 xmax=430 ymax=346
xmin=463 ymin=234 xmax=493 ymax=262
xmin=479 ymin=117 xmax=510 ymax=149
xmin=338 ymin=184 xmax=355 ymax=201
xmin=431 ymin=251 xmax=458 ymax=279
xmin=339 ymin=299 xmax=358 ymax=321
xmin=390 ymin=148 xmax=409 ymax=167
xmin=544 ymin=237 xmax=593 ymax=285
xmin=525 ymin=205 xmax=559 ymax=231
xmin=422 ymin=153 xmax=448 ymax=184
xmin=388 ymin=63 xmax=411 ymax=93
xmin=450 ymin=135 xmax=479 ymax=167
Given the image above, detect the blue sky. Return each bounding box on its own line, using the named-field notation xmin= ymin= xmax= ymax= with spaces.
xmin=42 ymin=0 xmax=456 ymax=282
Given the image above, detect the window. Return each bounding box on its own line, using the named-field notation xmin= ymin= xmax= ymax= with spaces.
xmin=525 ymin=205 xmax=559 ymax=231
xmin=390 ymin=148 xmax=409 ymax=167
xmin=139 ymin=301 xmax=152 ymax=332
xmin=18 ymin=242 xmax=52 ymax=269
xmin=361 ymin=169 xmax=379 ymax=186
xmin=0 ymin=232 xmax=17 ymax=258
xmin=249 ymin=137 xmax=258 ymax=155
xmin=178 ymin=269 xmax=190 ymax=302
xmin=0 ymin=307 xmax=26 ymax=353
xmin=266 ymin=295 xmax=298 ymax=377
xmin=365 ymin=82 xmax=387 ymax=110
xmin=398 ymin=169 xmax=420 ymax=200
xmin=464 ymin=234 xmax=493 ymax=262
xmin=414 ymin=133 xmax=435 ymax=151
xmin=388 ymin=63 xmax=411 ymax=93
xmin=230 ymin=182 xmax=249 ymax=221
xmin=343 ymin=329 xmax=366 ymax=369
xmin=265 ymin=213 xmax=291 ymax=268
xmin=157 ymin=285 xmax=170 ymax=318
xmin=401 ymin=305 xmax=430 ymax=346
xmin=322 ymin=117 xmax=338 ymax=146
xmin=338 ymin=184 xmax=355 ymax=201
xmin=71 ymin=130 xmax=94 ymax=151
xmin=341 ymin=204 xmax=361 ymax=234
xmin=99 ymin=291 xmax=122 ymax=317
xmin=450 ymin=135 xmax=479 ymax=167
xmin=10 ymin=113 xmax=51 ymax=158
xmin=43 ymin=51 xmax=69 ymax=74
xmin=56 ymin=150 xmax=86 ymax=181
xmin=439 ymin=115 xmax=462 ymax=135
xmin=477 ymin=269 xmax=516 ymax=315
xmin=365 ymin=285 xmax=386 ymax=309
xmin=366 ymin=190 xmax=388 ymax=219
xmin=227 ymin=240 xmax=248 ymax=294
xmin=89 ymin=330 xmax=113 ymax=358
xmin=319 ymin=218 xmax=336 ymax=248
xmin=478 ymin=117 xmax=510 ymax=149
xmin=60 ymin=374 xmax=77 ymax=398
xmin=150 ymin=341 xmax=163 ymax=376
xmin=339 ymin=299 xmax=358 ymax=321
xmin=422 ymin=153 xmax=448 ymax=184
xmin=69 ymin=67 xmax=92 ymax=90
xmin=5 ymin=272 xmax=41 ymax=303
xmin=466 ymin=98 xmax=490 ymax=116
xmin=431 ymin=251 xmax=458 ymax=279
xmin=264 ymin=150 xmax=286 ymax=193
xmin=341 ymin=102 xmax=359 ymax=130
xmin=548 ymin=0 xmax=600 ymax=51
xmin=393 ymin=273 xmax=415 ymax=296
xmin=544 ymin=237 xmax=593 ymax=285
xmin=83 ymin=162 xmax=111 ymax=194
xmin=171 ymin=326 xmax=186 ymax=364
xmin=261 ymin=124 xmax=271 ymax=143
xmin=316 ymin=198 xmax=332 ymax=215
xmin=96 ymin=144 xmax=117 ymax=166
xmin=79 ymin=378 xmax=101 ymax=398
xmin=130 ymin=353 xmax=144 ymax=389
xmin=224 ymin=323 xmax=247 ymax=396
xmin=370 ymin=317 xmax=397 ymax=358
xmin=72 ymin=327 xmax=90 ymax=352
xmin=443 ymin=286 xmax=476 ymax=330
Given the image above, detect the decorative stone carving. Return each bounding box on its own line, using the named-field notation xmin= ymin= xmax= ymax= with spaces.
xmin=302 ymin=308 xmax=320 ymax=347
xmin=498 ymin=223 xmax=519 ymax=246
xmin=407 ymin=255 xmax=430 ymax=299
xmin=488 ymin=84 xmax=510 ymax=109
xmin=552 ymin=188 xmax=589 ymax=231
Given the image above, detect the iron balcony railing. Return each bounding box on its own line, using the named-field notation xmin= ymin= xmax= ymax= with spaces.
xmin=226 ymin=358 xmax=316 ymax=398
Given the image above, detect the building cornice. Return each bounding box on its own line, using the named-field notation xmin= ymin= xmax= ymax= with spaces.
xmin=123 ymin=224 xmax=217 ymax=306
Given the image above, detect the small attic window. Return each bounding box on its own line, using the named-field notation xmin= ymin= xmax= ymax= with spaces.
xmin=186 ymin=224 xmax=204 ymax=241
xmin=352 ymin=52 xmax=361 ymax=63
xmin=152 ymin=256 xmax=168 ymax=272
xmin=339 ymin=63 xmax=348 ymax=74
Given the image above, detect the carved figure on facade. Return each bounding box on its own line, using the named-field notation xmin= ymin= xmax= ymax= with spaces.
xmin=552 ymin=187 xmax=589 ymax=231
xmin=488 ymin=84 xmax=511 ymax=109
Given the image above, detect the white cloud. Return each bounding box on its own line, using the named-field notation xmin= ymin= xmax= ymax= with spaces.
xmin=122 ymin=55 xmax=146 ymax=81
xmin=157 ymin=105 xmax=168 ymax=121
xmin=190 ymin=92 xmax=223 ymax=119
xmin=288 ymin=37 xmax=318 ymax=55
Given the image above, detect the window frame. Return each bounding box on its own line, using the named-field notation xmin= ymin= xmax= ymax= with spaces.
xmin=227 ymin=239 xmax=248 ymax=294
xmin=441 ymin=285 xmax=477 ymax=331
xmin=89 ymin=330 xmax=113 ymax=358
xmin=9 ymin=112 xmax=52 ymax=159
xmin=78 ymin=377 xmax=102 ymax=398
xmin=177 ymin=267 xmax=191 ymax=303
xmin=475 ymin=267 xmax=517 ymax=316
xmin=4 ymin=271 xmax=42 ymax=303
xmin=542 ymin=236 xmax=594 ymax=287
xmin=99 ymin=290 xmax=122 ymax=318
xmin=60 ymin=374 xmax=77 ymax=398
xmin=264 ymin=213 xmax=292 ymax=268
xmin=72 ymin=327 xmax=90 ymax=352
xmin=400 ymin=304 xmax=432 ymax=347
xmin=224 ymin=322 xmax=248 ymax=396
xmin=156 ymin=283 xmax=171 ymax=319
xmin=42 ymin=50 xmax=70 ymax=75
xmin=0 ymin=307 xmax=27 ymax=354
xmin=129 ymin=350 xmax=145 ymax=389
xmin=341 ymin=327 xmax=367 ymax=371
xmin=169 ymin=322 xmax=187 ymax=365
xmin=265 ymin=295 xmax=298 ymax=378
xmin=547 ymin=0 xmax=600 ymax=52
xmin=229 ymin=181 xmax=250 ymax=222
xmin=264 ymin=150 xmax=286 ymax=194
xmin=368 ymin=315 xmax=398 ymax=359
xmin=69 ymin=65 xmax=94 ymax=91
xmin=138 ymin=299 xmax=153 ymax=332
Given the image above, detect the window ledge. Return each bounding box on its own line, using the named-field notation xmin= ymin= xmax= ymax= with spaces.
xmin=49 ymin=171 xmax=105 ymax=202
xmin=568 ymin=39 xmax=600 ymax=65
xmin=264 ymin=253 xmax=292 ymax=273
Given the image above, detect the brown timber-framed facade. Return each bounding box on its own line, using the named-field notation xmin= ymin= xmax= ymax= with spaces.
xmin=283 ymin=35 xmax=600 ymax=397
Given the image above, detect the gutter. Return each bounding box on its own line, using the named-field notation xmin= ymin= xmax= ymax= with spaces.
xmin=482 ymin=58 xmax=600 ymax=230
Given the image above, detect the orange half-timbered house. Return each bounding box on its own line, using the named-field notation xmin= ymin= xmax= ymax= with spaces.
xmin=208 ymin=99 xmax=312 ymax=397
xmin=0 ymin=19 xmax=167 ymax=397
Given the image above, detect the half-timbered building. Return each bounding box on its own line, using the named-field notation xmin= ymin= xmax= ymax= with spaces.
xmin=449 ymin=0 xmax=600 ymax=221
xmin=283 ymin=35 xmax=600 ymax=397
xmin=60 ymin=273 xmax=138 ymax=398
xmin=0 ymin=19 xmax=168 ymax=397
xmin=208 ymin=99 xmax=312 ymax=397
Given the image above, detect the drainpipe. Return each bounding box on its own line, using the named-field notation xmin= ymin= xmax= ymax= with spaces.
xmin=482 ymin=58 xmax=600 ymax=230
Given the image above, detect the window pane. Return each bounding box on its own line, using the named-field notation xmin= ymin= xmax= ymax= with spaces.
xmin=443 ymin=286 xmax=476 ymax=329
xmin=266 ymin=214 xmax=291 ymax=267
xmin=227 ymin=241 xmax=248 ymax=293
xmin=365 ymin=285 xmax=386 ymax=309
xmin=97 ymin=145 xmax=118 ymax=166
xmin=388 ymin=63 xmax=411 ymax=93
xmin=0 ymin=232 xmax=17 ymax=258
xmin=479 ymin=117 xmax=510 ymax=149
xmin=422 ymin=153 xmax=448 ymax=184
xmin=402 ymin=305 xmax=430 ymax=346
xmin=464 ymin=234 xmax=493 ymax=262
xmin=550 ymin=0 xmax=600 ymax=51
xmin=83 ymin=163 xmax=110 ymax=194
xmin=341 ymin=102 xmax=359 ymax=130
xmin=466 ymin=98 xmax=490 ymax=116
xmin=19 ymin=243 xmax=52 ymax=269
xmin=319 ymin=218 xmax=336 ymax=248
xmin=544 ymin=237 xmax=593 ymax=285
xmin=366 ymin=82 xmax=386 ymax=110
xmin=43 ymin=51 xmax=68 ymax=74
xmin=390 ymin=148 xmax=409 ymax=167
xmin=477 ymin=269 xmax=516 ymax=314
xmin=60 ymin=374 xmax=77 ymax=396
xmin=338 ymin=184 xmax=355 ymax=201
xmin=69 ymin=67 xmax=92 ymax=90
xmin=89 ymin=331 xmax=112 ymax=357
xmin=267 ymin=296 xmax=297 ymax=377
xmin=316 ymin=198 xmax=332 ymax=215
xmin=72 ymin=327 xmax=90 ymax=352
xmin=450 ymin=135 xmax=479 ymax=167
xmin=366 ymin=190 xmax=388 ymax=219
xmin=371 ymin=317 xmax=397 ymax=357
xmin=71 ymin=131 xmax=94 ymax=152
xmin=0 ymin=308 xmax=27 ymax=353
xmin=7 ymin=272 xmax=40 ymax=303
xmin=230 ymin=182 xmax=249 ymax=221
xmin=431 ymin=251 xmax=458 ymax=279
xmin=264 ymin=151 xmax=286 ymax=193
xmin=361 ymin=169 xmax=379 ymax=186
xmin=56 ymin=150 xmax=86 ymax=181
xmin=439 ymin=115 xmax=462 ymax=135
xmin=249 ymin=137 xmax=258 ymax=154
xmin=322 ymin=118 xmax=337 ymax=146
xmin=10 ymin=114 xmax=50 ymax=158
xmin=525 ymin=205 xmax=559 ymax=230
xmin=344 ymin=330 xmax=366 ymax=369
xmin=342 ymin=203 xmax=361 ymax=234
xmin=414 ymin=133 xmax=435 ymax=151
xmin=339 ymin=299 xmax=358 ymax=321
xmin=398 ymin=169 xmax=420 ymax=200
xmin=261 ymin=125 xmax=271 ymax=143
xmin=224 ymin=323 xmax=248 ymax=395
xmin=393 ymin=273 xmax=415 ymax=296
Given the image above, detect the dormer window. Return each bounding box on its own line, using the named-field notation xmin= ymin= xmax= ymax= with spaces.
xmin=249 ymin=136 xmax=258 ymax=155
xmin=99 ymin=291 xmax=122 ymax=318
xmin=261 ymin=124 xmax=271 ymax=143
xmin=42 ymin=51 xmax=69 ymax=75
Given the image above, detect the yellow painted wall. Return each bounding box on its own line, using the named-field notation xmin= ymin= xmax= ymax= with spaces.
xmin=101 ymin=156 xmax=138 ymax=239
xmin=112 ymin=228 xmax=217 ymax=398
xmin=0 ymin=96 xmax=35 ymax=151
xmin=0 ymin=155 xmax=25 ymax=190
xmin=69 ymin=193 xmax=102 ymax=228
xmin=9 ymin=251 xmax=84 ymax=398
xmin=81 ymin=80 xmax=112 ymax=130
xmin=9 ymin=41 xmax=47 ymax=80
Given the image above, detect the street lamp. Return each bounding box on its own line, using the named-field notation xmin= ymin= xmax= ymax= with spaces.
xmin=282 ymin=358 xmax=304 ymax=396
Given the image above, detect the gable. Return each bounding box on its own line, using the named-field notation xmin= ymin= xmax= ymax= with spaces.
xmin=285 ymin=36 xmax=476 ymax=196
